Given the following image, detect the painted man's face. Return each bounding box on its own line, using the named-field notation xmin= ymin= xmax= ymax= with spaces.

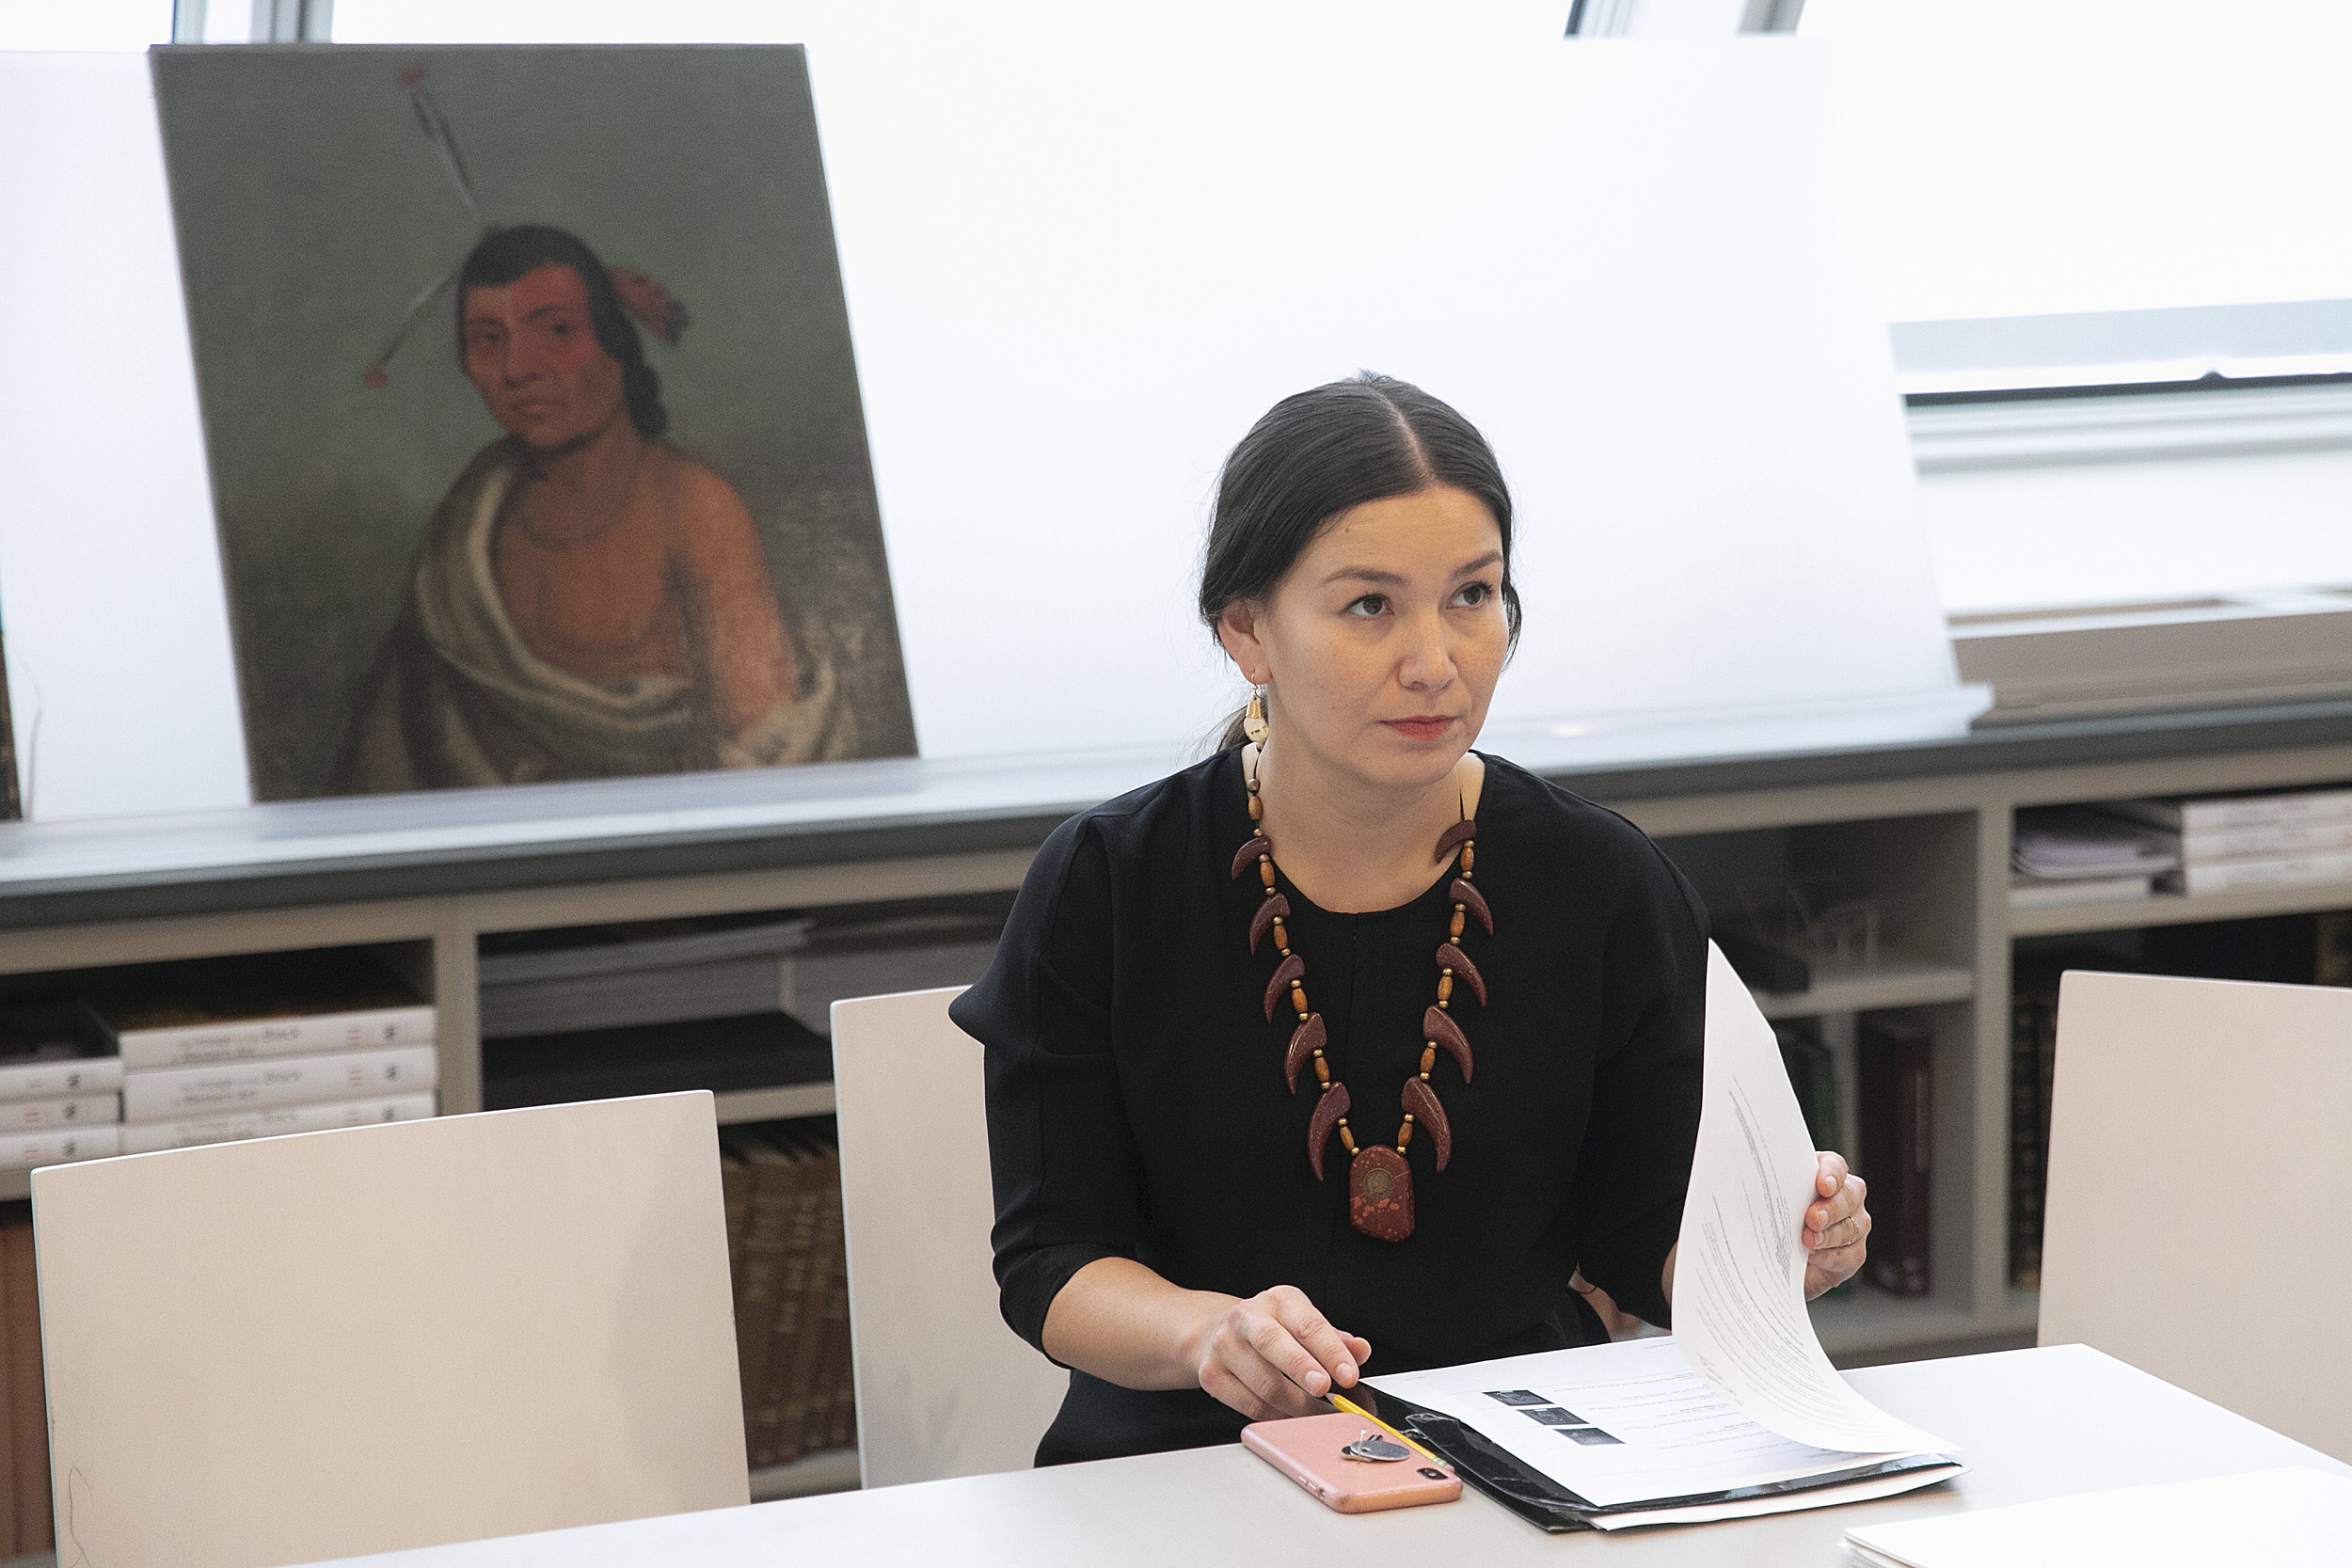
xmin=461 ymin=263 xmax=628 ymax=451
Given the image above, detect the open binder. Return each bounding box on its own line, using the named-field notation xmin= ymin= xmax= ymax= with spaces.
xmin=1352 ymin=1378 xmax=1960 ymax=1533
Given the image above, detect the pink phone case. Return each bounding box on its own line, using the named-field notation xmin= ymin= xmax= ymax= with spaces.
xmin=1242 ymin=1411 xmax=1463 ymax=1514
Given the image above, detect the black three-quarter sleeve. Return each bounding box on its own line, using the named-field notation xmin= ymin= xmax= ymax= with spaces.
xmin=1569 ymin=838 xmax=1709 ymax=1330
xmin=950 ymin=817 xmax=1139 ymax=1356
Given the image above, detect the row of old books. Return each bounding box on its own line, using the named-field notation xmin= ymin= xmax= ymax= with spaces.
xmin=723 ymin=1121 xmax=856 ymax=1471
xmin=1775 ymin=1011 xmax=1932 ymax=1299
xmin=0 ymin=952 xmax=439 ymax=1168
xmin=0 ymin=1003 xmax=125 ymax=1172
xmin=0 ymin=1215 xmax=52 ymax=1556
xmin=2114 ymin=786 xmax=2352 ymax=895
xmin=2012 ymin=786 xmax=2352 ymax=908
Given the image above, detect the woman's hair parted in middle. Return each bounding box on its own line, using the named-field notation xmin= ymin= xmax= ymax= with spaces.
xmin=1199 ymin=372 xmax=1521 ymax=750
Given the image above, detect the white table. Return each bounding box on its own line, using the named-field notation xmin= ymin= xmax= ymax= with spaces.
xmin=317 ymin=1346 xmax=2349 ymax=1566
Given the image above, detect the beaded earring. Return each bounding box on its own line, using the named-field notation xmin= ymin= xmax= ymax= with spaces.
xmin=1243 ymin=687 xmax=1270 ymax=747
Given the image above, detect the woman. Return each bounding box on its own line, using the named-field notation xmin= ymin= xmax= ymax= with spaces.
xmin=335 ymin=225 xmax=854 ymax=793
xmin=950 ymin=373 xmax=1870 ymax=1465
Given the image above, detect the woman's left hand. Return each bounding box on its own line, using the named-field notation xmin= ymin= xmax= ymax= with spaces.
xmin=1802 ymin=1152 xmax=1869 ymax=1300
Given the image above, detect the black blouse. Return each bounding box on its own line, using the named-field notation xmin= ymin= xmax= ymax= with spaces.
xmin=950 ymin=748 xmax=1707 ymax=1465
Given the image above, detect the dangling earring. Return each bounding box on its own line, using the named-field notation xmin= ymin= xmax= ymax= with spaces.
xmin=1243 ymin=686 xmax=1270 ymax=747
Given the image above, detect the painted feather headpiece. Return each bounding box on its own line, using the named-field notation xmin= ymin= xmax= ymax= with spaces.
xmin=362 ymin=65 xmax=689 ymax=388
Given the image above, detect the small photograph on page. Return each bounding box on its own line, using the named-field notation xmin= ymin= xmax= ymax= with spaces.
xmin=1523 ymin=1407 xmax=1590 ymax=1427
xmin=1560 ymin=1428 xmax=1625 ymax=1446
xmin=1485 ymin=1390 xmax=1551 ymax=1407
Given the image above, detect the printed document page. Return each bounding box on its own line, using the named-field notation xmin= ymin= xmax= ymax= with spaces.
xmin=1366 ymin=1337 xmax=1911 ymax=1510
xmin=1670 ymin=943 xmax=1950 ymax=1455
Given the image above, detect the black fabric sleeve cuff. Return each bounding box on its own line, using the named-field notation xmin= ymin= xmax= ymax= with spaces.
xmin=1000 ymin=1240 xmax=1123 ymax=1366
xmin=1582 ymin=1198 xmax=1683 ymax=1331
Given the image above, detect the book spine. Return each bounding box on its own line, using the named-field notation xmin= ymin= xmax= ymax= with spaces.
xmin=798 ymin=1160 xmax=850 ymax=1457
xmin=115 ymin=1006 xmax=437 ymax=1071
xmin=5 ymin=1224 xmax=46 ymax=1554
xmin=721 ymin=1149 xmax=752 ymax=1307
xmin=117 ymin=1093 xmax=437 ymax=1154
xmin=0 ymin=1126 xmax=120 ymax=1170
xmin=1861 ymin=1018 xmax=1931 ymax=1298
xmin=0 ymin=1094 xmax=119 ymax=1132
xmin=2170 ymin=848 xmax=2352 ymax=896
xmin=2007 ymin=991 xmax=2047 ymax=1290
xmin=1893 ymin=1029 xmax=1931 ymax=1297
xmin=2319 ymin=911 xmax=2352 ymax=989
xmin=2177 ymin=790 xmax=2352 ymax=832
xmin=0 ymin=1224 xmax=15 ymax=1558
xmin=2182 ymin=818 xmax=2352 ymax=863
xmin=762 ymin=1143 xmax=831 ymax=1468
xmin=120 ymin=1045 xmax=437 ymax=1123
xmin=820 ymin=1212 xmax=857 ymax=1454
xmin=0 ymin=1057 xmax=123 ymax=1104
xmin=735 ymin=1143 xmax=805 ymax=1471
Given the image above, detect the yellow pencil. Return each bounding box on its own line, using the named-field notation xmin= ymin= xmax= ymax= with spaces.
xmin=1327 ymin=1391 xmax=1444 ymax=1465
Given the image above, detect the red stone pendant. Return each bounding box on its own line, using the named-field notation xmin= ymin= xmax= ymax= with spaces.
xmin=1347 ymin=1145 xmax=1414 ymax=1242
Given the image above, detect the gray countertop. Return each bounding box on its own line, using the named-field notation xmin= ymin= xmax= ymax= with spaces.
xmin=2 ymin=696 xmax=2349 ymax=931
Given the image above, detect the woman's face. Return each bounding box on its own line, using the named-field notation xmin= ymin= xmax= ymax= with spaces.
xmin=461 ymin=262 xmax=628 ymax=451
xmin=1219 ymin=483 xmax=1510 ymax=796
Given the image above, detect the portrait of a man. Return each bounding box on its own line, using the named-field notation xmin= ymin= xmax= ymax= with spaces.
xmin=151 ymin=46 xmax=914 ymax=800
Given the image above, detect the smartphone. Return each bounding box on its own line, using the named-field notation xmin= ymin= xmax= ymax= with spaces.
xmin=1242 ymin=1411 xmax=1463 ymax=1514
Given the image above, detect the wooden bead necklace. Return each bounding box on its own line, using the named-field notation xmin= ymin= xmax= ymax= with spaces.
xmin=1232 ymin=752 xmax=1489 ymax=1243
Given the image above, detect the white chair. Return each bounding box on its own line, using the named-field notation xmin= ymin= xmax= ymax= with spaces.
xmin=832 ymin=987 xmax=1067 ymax=1486
xmin=2039 ymin=969 xmax=2352 ymax=1461
xmin=32 ymin=1091 xmax=747 ymax=1568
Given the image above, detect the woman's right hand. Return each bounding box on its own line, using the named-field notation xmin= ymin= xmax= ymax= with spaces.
xmin=1184 ymin=1284 xmax=1373 ymax=1420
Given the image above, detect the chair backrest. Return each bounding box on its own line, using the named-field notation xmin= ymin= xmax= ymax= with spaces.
xmin=832 ymin=987 xmax=1066 ymax=1486
xmin=32 ymin=1091 xmax=746 ymax=1568
xmin=2040 ymin=969 xmax=2352 ymax=1460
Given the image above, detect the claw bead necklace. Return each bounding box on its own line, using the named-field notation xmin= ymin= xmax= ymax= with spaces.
xmin=1232 ymin=747 xmax=1488 ymax=1243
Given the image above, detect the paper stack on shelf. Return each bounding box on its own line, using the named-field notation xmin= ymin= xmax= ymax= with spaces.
xmin=723 ymin=1123 xmax=855 ymax=1471
xmin=0 ymin=1003 xmax=123 ymax=1171
xmin=2106 ymin=787 xmax=2352 ymax=895
xmin=90 ymin=955 xmax=437 ymax=1154
xmin=483 ymin=1010 xmax=831 ymax=1110
xmin=478 ymin=914 xmax=816 ymax=1038
xmin=784 ymin=911 xmax=1003 ymax=1037
xmin=2009 ymin=806 xmax=2178 ymax=909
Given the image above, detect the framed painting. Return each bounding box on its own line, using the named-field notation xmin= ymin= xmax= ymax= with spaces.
xmin=151 ymin=44 xmax=915 ymax=800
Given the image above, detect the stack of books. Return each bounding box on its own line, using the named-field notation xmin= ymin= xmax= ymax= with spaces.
xmin=2106 ymin=787 xmax=2352 ymax=896
xmin=0 ymin=1002 xmax=124 ymax=1171
xmin=478 ymin=906 xmax=998 ymax=1110
xmin=722 ymin=1122 xmax=855 ymax=1470
xmin=91 ymin=957 xmax=438 ymax=1153
xmin=0 ymin=1214 xmax=53 ymax=1553
xmin=2009 ymin=805 xmax=2179 ymax=909
xmin=478 ymin=913 xmax=816 ymax=1038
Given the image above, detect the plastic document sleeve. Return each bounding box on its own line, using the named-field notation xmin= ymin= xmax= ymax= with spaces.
xmin=1346 ymin=1383 xmax=1958 ymax=1534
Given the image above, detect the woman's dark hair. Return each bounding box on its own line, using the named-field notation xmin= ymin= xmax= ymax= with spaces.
xmin=454 ymin=224 xmax=669 ymax=438
xmin=1200 ymin=372 xmax=1520 ymax=750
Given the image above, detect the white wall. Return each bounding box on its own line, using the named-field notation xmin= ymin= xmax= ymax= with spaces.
xmin=1 ymin=23 xmax=1970 ymax=819
xmin=0 ymin=55 xmax=251 ymax=819
xmin=1920 ymin=449 xmax=2352 ymax=616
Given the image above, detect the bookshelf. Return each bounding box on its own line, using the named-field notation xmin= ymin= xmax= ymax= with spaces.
xmin=1753 ymin=957 xmax=1976 ymax=1021
xmin=2009 ymin=877 xmax=2352 ymax=938
xmin=0 ymin=695 xmax=2343 ymax=1477
xmin=717 ymin=1084 xmax=837 ymax=1124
